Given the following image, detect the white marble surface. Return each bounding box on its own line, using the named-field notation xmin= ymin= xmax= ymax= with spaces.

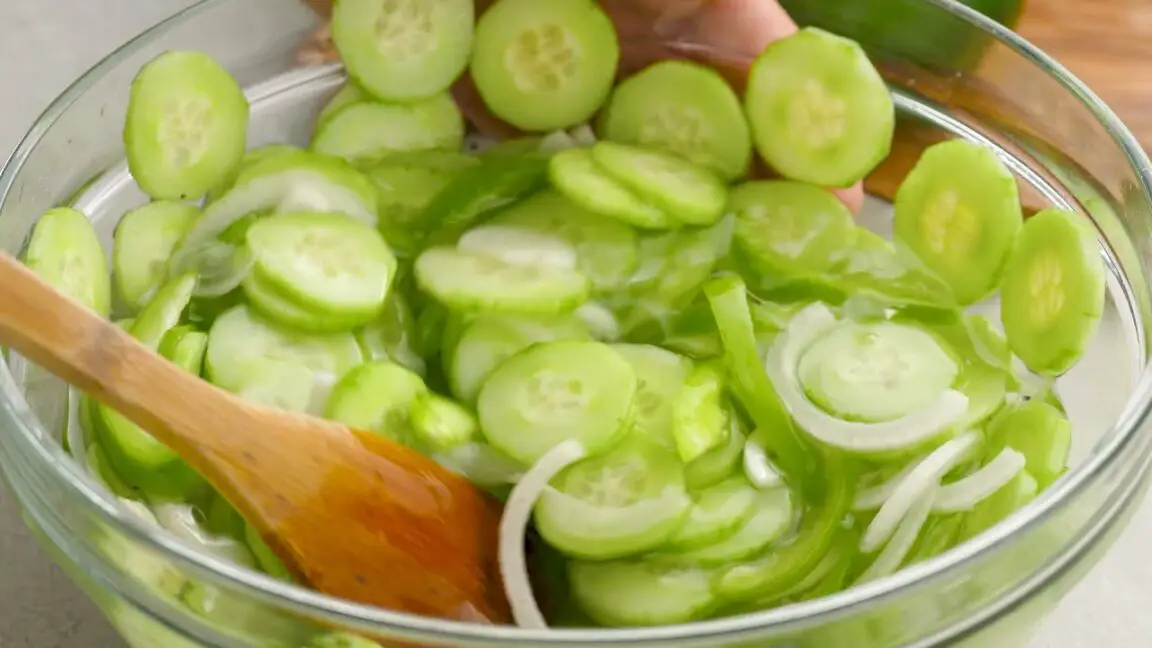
xmin=0 ymin=1 xmax=1148 ymax=646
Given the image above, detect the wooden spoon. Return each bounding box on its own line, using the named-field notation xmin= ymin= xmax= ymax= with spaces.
xmin=0 ymin=253 xmax=512 ymax=626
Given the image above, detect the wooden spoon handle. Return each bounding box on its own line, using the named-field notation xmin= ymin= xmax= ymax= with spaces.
xmin=0 ymin=253 xmax=233 ymax=454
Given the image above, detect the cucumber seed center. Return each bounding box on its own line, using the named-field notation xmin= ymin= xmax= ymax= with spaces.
xmin=160 ymin=97 xmax=213 ymax=169
xmin=568 ymin=458 xmax=647 ymax=506
xmin=375 ymin=0 xmax=436 ymax=59
xmin=791 ymin=80 xmax=846 ymax=149
xmin=923 ymin=190 xmax=978 ymax=257
xmin=507 ymin=23 xmax=579 ymax=94
xmin=522 ymin=370 xmax=589 ymax=421
xmin=1028 ymin=253 xmax=1066 ymax=327
xmin=640 ymin=107 xmax=710 ymax=165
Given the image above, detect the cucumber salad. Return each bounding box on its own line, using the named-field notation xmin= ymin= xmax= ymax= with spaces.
xmin=21 ymin=0 xmax=1104 ymax=639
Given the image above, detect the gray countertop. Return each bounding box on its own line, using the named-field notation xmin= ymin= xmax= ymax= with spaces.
xmin=0 ymin=2 xmax=1147 ymax=646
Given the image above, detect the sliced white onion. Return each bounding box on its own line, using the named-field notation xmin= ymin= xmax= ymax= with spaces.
xmin=743 ymin=438 xmax=784 ymax=489
xmin=457 ymin=225 xmax=579 ymax=272
xmin=860 ymin=431 xmax=979 ymax=553
xmin=568 ymin=124 xmax=599 ymax=147
xmin=934 ymin=449 xmax=1027 ymax=513
xmin=764 ymin=303 xmax=970 ymax=454
xmin=857 ymin=488 xmax=937 ymax=583
xmin=853 ymin=460 xmax=921 ymax=512
xmin=499 ymin=440 xmax=587 ymax=629
xmin=575 ymin=302 xmax=621 ymax=342
xmin=152 ymin=502 xmax=257 ymax=565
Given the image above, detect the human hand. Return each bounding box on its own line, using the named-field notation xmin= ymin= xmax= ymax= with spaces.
xmin=297 ymin=0 xmax=865 ymax=212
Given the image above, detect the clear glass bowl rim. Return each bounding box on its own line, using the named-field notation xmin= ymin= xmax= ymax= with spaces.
xmin=2 ymin=0 xmax=1152 ymax=644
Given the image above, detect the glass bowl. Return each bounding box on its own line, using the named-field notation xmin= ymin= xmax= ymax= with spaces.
xmin=1 ymin=0 xmax=1151 ymax=647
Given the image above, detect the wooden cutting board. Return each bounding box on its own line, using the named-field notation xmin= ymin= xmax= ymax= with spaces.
xmin=1018 ymin=0 xmax=1152 ymax=150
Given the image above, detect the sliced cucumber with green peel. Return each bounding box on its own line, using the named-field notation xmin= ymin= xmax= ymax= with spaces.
xmin=411 ymin=392 xmax=479 ymax=452
xmin=317 ymin=83 xmax=368 ymax=127
xmin=22 ymin=207 xmax=111 ymax=317
xmin=457 ymin=225 xmax=579 ymax=272
xmin=477 ymin=340 xmax=636 ymax=464
xmin=206 ymin=144 xmax=303 ymax=205
xmin=569 ymin=560 xmax=717 ymax=627
xmin=246 ymin=211 xmax=396 ymax=321
xmin=893 ymin=139 xmax=1023 ymax=305
xmin=999 ymin=208 xmax=1105 ymax=375
xmin=113 ymin=201 xmax=200 ymax=312
xmin=366 ymin=159 xmax=471 ymax=257
xmin=828 ymin=228 xmax=958 ymax=311
xmin=591 ymin=142 xmax=728 ymax=226
xmin=672 ymin=363 xmax=729 ymax=463
xmin=240 ymin=272 xmax=366 ymax=334
xmin=310 ymin=95 xmax=465 ymax=163
xmin=471 ymin=0 xmax=619 ymax=131
xmin=666 ymin=476 xmax=760 ymax=551
xmin=659 ymin=486 xmax=795 ymax=566
xmin=130 ymin=272 xmax=199 ymax=350
xmin=600 ymin=60 xmax=752 ymax=182
xmin=487 ymin=190 xmax=638 ymax=293
xmin=535 ymin=436 xmax=692 ymax=560
xmin=331 ymin=0 xmax=474 ymax=102
xmin=448 ymin=314 xmax=590 ymax=404
xmin=205 ymin=305 xmax=363 ymax=413
xmin=732 ymin=180 xmax=857 ymax=279
xmin=169 ymin=151 xmax=379 ymax=275
xmin=986 ymin=401 xmax=1071 ymax=489
xmin=796 ymin=320 xmax=960 ymax=423
xmin=744 ymin=27 xmax=894 ymax=187
xmin=414 ymin=246 xmax=589 ymax=315
xmin=158 ymin=326 xmax=208 ymax=376
xmin=324 ymin=361 xmax=427 ymax=444
xmin=124 ymin=51 xmax=248 ymax=201
xmin=418 ymin=152 xmax=549 ymax=245
xmin=549 ymin=148 xmax=672 ymax=229
xmin=356 ymin=293 xmax=426 ymax=376
xmin=610 ymin=344 xmax=692 ymax=447
xmin=684 ymin=414 xmax=748 ymax=491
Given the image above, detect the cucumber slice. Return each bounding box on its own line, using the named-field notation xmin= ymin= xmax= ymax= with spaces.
xmin=169 ymin=151 xmax=378 ymax=275
xmin=457 ymin=225 xmax=579 ymax=272
xmin=591 ymin=142 xmax=728 ymax=227
xmin=317 ymin=83 xmax=368 ymax=127
xmin=732 ymin=180 xmax=857 ymax=279
xmin=241 ymin=271 xmax=365 ymax=334
xmin=684 ymin=413 xmax=748 ymax=491
xmin=356 ymin=293 xmax=426 ymax=376
xmin=449 ymin=314 xmax=590 ymax=404
xmin=113 ymin=201 xmax=200 ymax=312
xmin=893 ymin=139 xmax=1024 ymax=305
xmin=410 ymin=392 xmax=479 ymax=452
xmin=986 ymin=401 xmax=1071 ymax=489
xmin=331 ymin=0 xmax=474 ymax=102
xmin=744 ymin=27 xmax=894 ymax=187
xmin=600 ymin=60 xmax=752 ymax=182
xmin=414 ymin=246 xmax=589 ymax=315
xmin=22 ymin=207 xmax=111 ymax=318
xmin=470 ymin=0 xmax=619 ymax=131
xmin=549 ymin=148 xmax=672 ymax=229
xmin=310 ymin=95 xmax=465 ymax=164
xmin=999 ymin=208 xmax=1106 ymax=375
xmin=324 ymin=361 xmax=427 ymax=444
xmin=124 ymin=51 xmax=248 ymax=201
xmin=666 ymin=476 xmax=760 ymax=551
xmin=158 ymin=326 xmax=208 ymax=376
xmin=205 ymin=305 xmax=363 ymax=413
xmin=477 ymin=340 xmax=636 ymax=464
xmin=535 ymin=436 xmax=692 ymax=560
xmin=206 ymin=144 xmax=304 ymax=205
xmin=130 ymin=272 xmax=198 ymax=350
xmin=660 ymin=486 xmax=795 ymax=566
xmin=610 ymin=344 xmax=693 ymax=447
xmin=672 ymin=363 xmax=729 ymax=463
xmin=569 ymin=560 xmax=717 ymax=627
xmin=487 ymin=189 xmax=639 ymax=293
xmin=246 ymin=211 xmax=397 ymax=320
xmin=796 ymin=321 xmax=960 ymax=423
